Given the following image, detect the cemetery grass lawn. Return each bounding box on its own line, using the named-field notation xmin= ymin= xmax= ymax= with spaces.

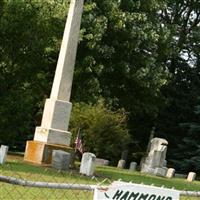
xmin=96 ymin=166 xmax=200 ymax=191
xmin=0 ymin=156 xmax=199 ymax=199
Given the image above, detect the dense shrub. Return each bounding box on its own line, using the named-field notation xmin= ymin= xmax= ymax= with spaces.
xmin=70 ymin=100 xmax=130 ymax=165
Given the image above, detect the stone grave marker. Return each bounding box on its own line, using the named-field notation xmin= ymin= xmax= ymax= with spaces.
xmin=166 ymin=168 xmax=175 ymax=178
xmin=95 ymin=158 xmax=109 ymax=166
xmin=174 ymin=173 xmax=187 ymax=178
xmin=117 ymin=159 xmax=126 ymax=169
xmin=154 ymin=167 xmax=167 ymax=177
xmin=187 ymin=172 xmax=196 ymax=182
xmin=0 ymin=145 xmax=9 ymax=164
xmin=80 ymin=152 xmax=96 ymax=176
xmin=52 ymin=150 xmax=71 ymax=170
xmin=129 ymin=162 xmax=137 ymax=171
xmin=163 ymin=160 xmax=167 ymax=167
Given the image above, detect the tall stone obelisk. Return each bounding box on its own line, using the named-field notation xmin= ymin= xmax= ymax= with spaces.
xmin=24 ymin=0 xmax=84 ymax=164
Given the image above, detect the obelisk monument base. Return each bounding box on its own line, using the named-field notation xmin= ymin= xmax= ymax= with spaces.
xmin=34 ymin=99 xmax=72 ymax=146
xmin=24 ymin=99 xmax=73 ymax=164
xmin=24 ymin=141 xmax=73 ymax=164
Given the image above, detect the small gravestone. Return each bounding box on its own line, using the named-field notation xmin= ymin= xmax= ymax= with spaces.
xmin=52 ymin=150 xmax=71 ymax=170
xmin=80 ymin=152 xmax=96 ymax=176
xmin=174 ymin=173 xmax=187 ymax=178
xmin=163 ymin=160 xmax=167 ymax=167
xmin=154 ymin=167 xmax=167 ymax=177
xmin=166 ymin=168 xmax=175 ymax=178
xmin=129 ymin=162 xmax=137 ymax=171
xmin=121 ymin=150 xmax=128 ymax=161
xmin=117 ymin=159 xmax=126 ymax=169
xmin=187 ymin=172 xmax=196 ymax=182
xmin=0 ymin=145 xmax=9 ymax=164
xmin=95 ymin=158 xmax=109 ymax=166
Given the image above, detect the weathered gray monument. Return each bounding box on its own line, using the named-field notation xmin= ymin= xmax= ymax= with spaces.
xmin=24 ymin=0 xmax=84 ymax=164
xmin=52 ymin=150 xmax=71 ymax=170
xmin=129 ymin=162 xmax=137 ymax=171
xmin=141 ymin=137 xmax=168 ymax=177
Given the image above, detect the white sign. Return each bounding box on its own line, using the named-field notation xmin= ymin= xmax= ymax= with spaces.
xmin=94 ymin=181 xmax=180 ymax=200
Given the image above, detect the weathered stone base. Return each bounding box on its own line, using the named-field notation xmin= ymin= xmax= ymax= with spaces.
xmin=34 ymin=127 xmax=71 ymax=146
xmin=141 ymin=165 xmax=168 ymax=177
xmin=24 ymin=140 xmax=74 ymax=164
xmin=154 ymin=167 xmax=168 ymax=177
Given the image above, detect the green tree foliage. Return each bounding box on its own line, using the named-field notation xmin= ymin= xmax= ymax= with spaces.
xmin=72 ymin=0 xmax=169 ymax=149
xmin=173 ymin=102 xmax=200 ymax=173
xmin=0 ymin=0 xmax=68 ymax=146
xmin=154 ymin=0 xmax=200 ymax=171
xmin=70 ymin=100 xmax=130 ymax=164
xmin=0 ymin=0 xmax=169 ymax=150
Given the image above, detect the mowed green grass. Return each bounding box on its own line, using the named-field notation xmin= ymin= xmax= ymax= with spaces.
xmin=0 ymin=155 xmax=199 ymax=200
xmin=96 ymin=166 xmax=200 ymax=191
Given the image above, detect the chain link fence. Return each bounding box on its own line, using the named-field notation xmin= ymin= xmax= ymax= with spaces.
xmin=0 ymin=160 xmax=95 ymax=200
xmin=0 ymin=157 xmax=199 ymax=200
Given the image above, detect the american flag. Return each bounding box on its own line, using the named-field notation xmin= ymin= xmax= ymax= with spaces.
xmin=75 ymin=128 xmax=83 ymax=154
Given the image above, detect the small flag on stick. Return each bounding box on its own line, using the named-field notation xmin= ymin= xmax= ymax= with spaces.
xmin=75 ymin=128 xmax=83 ymax=154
